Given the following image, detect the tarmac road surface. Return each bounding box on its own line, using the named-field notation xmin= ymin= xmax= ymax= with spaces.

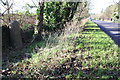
xmin=91 ymin=20 xmax=120 ymax=47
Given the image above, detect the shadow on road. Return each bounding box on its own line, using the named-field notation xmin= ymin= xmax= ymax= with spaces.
xmin=92 ymin=20 xmax=120 ymax=47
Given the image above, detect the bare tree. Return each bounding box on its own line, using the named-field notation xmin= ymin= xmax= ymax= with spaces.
xmin=0 ymin=0 xmax=14 ymax=23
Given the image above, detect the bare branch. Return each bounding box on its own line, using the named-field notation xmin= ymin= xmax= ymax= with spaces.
xmin=1 ymin=3 xmax=13 ymax=15
xmin=0 ymin=2 xmax=7 ymax=9
xmin=0 ymin=0 xmax=7 ymax=5
xmin=31 ymin=0 xmax=37 ymax=6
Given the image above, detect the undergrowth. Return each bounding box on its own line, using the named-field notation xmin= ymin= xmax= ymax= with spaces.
xmin=2 ymin=20 xmax=120 ymax=79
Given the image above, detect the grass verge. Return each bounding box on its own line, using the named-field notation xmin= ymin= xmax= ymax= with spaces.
xmin=2 ymin=21 xmax=120 ymax=79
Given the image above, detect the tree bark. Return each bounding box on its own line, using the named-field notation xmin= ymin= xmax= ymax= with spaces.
xmin=37 ymin=1 xmax=44 ymax=34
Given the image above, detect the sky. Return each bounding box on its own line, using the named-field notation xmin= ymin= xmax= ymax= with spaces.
xmin=0 ymin=0 xmax=119 ymax=14
xmin=89 ymin=0 xmax=119 ymax=14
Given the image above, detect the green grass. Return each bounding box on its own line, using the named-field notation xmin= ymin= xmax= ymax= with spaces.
xmin=3 ymin=21 xmax=120 ymax=79
xmin=75 ymin=21 xmax=120 ymax=79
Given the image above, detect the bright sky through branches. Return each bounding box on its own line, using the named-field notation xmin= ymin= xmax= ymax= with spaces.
xmin=90 ymin=0 xmax=119 ymax=14
xmin=0 ymin=0 xmax=119 ymax=14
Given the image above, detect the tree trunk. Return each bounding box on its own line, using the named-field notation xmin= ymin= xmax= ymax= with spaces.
xmin=37 ymin=1 xmax=44 ymax=35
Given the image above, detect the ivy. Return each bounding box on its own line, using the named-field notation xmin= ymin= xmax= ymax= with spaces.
xmin=44 ymin=2 xmax=79 ymax=30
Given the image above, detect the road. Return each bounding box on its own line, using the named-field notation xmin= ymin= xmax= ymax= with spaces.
xmin=91 ymin=20 xmax=120 ymax=47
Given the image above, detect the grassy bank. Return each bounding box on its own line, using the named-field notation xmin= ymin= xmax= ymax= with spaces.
xmin=75 ymin=21 xmax=119 ymax=79
xmin=2 ymin=21 xmax=119 ymax=79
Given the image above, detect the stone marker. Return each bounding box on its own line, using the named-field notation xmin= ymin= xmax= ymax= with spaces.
xmin=2 ymin=25 xmax=10 ymax=50
xmin=9 ymin=20 xmax=23 ymax=48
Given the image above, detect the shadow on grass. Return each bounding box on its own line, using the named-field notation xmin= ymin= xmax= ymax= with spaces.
xmin=2 ymin=39 xmax=46 ymax=69
xmin=2 ymin=21 xmax=119 ymax=79
xmin=2 ymin=59 xmax=119 ymax=80
xmin=3 ymin=52 xmax=119 ymax=79
xmin=83 ymin=29 xmax=101 ymax=32
xmin=37 ymin=57 xmax=120 ymax=79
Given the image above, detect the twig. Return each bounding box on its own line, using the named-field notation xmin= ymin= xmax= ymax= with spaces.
xmin=31 ymin=0 xmax=37 ymax=7
xmin=1 ymin=3 xmax=13 ymax=15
